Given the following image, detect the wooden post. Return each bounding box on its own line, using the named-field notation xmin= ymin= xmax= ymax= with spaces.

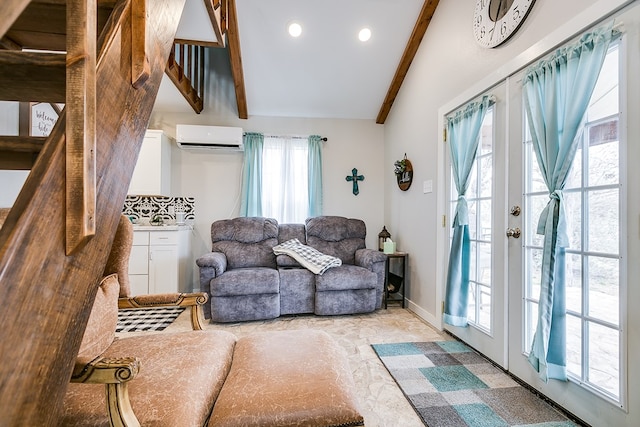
xmin=66 ymin=0 xmax=97 ymax=255
xmin=131 ymin=0 xmax=150 ymax=88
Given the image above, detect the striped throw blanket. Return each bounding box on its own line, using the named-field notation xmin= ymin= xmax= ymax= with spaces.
xmin=273 ymin=238 xmax=342 ymax=275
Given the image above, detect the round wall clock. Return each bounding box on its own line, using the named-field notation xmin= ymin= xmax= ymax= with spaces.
xmin=473 ymin=0 xmax=536 ymax=48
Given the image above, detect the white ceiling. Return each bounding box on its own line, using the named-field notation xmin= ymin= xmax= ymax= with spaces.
xmin=153 ymin=0 xmax=425 ymax=121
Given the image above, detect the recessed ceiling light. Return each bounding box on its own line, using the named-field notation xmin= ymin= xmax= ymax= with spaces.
xmin=288 ymin=22 xmax=302 ymax=38
xmin=358 ymin=28 xmax=371 ymax=42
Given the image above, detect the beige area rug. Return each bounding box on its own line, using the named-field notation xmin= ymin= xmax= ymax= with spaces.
xmin=162 ymin=307 xmax=446 ymax=427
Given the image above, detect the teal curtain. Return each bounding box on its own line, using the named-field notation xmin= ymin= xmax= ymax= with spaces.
xmin=239 ymin=132 xmax=264 ymax=217
xmin=307 ymin=135 xmax=323 ymax=217
xmin=523 ymin=24 xmax=614 ymax=382
xmin=444 ymin=95 xmax=492 ymax=327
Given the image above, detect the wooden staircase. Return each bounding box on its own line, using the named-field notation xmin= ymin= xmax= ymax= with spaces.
xmin=0 ymin=0 xmax=185 ymax=424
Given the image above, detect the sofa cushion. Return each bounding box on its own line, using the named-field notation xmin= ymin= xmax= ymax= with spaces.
xmin=306 ymin=216 xmax=366 ymax=265
xmin=76 ymin=274 xmax=119 ymax=366
xmin=210 ymin=267 xmax=280 ymax=296
xmin=211 ymin=217 xmax=278 ymax=269
xmin=277 ymin=223 xmax=307 ymax=267
xmin=315 ymin=264 xmax=377 ymax=292
xmin=63 ymin=330 xmax=237 ymax=427
xmin=279 ymin=268 xmax=315 ymax=315
xmin=209 ymin=330 xmax=364 ymax=427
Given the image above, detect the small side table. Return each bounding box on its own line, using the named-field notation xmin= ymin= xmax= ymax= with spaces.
xmin=384 ymin=252 xmax=408 ymax=308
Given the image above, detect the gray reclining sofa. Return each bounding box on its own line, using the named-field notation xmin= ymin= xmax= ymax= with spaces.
xmin=196 ymin=216 xmax=387 ymax=323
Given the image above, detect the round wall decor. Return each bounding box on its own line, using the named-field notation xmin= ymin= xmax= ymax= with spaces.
xmin=395 ymin=156 xmax=413 ymax=191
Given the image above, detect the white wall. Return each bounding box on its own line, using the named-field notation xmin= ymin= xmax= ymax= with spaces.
xmin=0 ymin=102 xmax=27 ymax=208
xmin=148 ymin=111 xmax=385 ymax=262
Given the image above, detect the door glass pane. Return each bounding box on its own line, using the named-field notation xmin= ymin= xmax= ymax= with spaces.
xmin=566 ymin=253 xmax=582 ymax=314
xmin=587 ymin=256 xmax=619 ymax=325
xmin=479 ymin=200 xmax=491 ymax=241
xmin=588 ymin=127 xmax=619 ymax=186
xmin=527 ymin=248 xmax=543 ymax=300
xmin=564 ymin=191 xmax=582 ymax=251
xmin=566 ymin=314 xmax=582 ymax=378
xmin=468 ymin=200 xmax=478 ymax=239
xmin=525 ymin=301 xmax=538 ymax=349
xmin=588 ymin=322 xmax=619 ymax=397
xmin=587 ymin=189 xmax=619 ymax=254
xmin=477 ymin=242 xmax=491 ymax=284
xmin=525 ymin=194 xmax=547 ymax=247
xmin=480 ymin=156 xmax=492 ymax=197
xmin=564 ymin=146 xmax=583 ymax=190
xmin=478 ymin=286 xmax=491 ymax=329
xmin=469 ymin=242 xmax=477 ymax=282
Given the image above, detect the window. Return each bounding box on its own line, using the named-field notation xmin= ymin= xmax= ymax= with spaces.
xmin=449 ymin=106 xmax=495 ymax=332
xmin=261 ymin=136 xmax=310 ymax=223
xmin=524 ymin=42 xmax=623 ymax=402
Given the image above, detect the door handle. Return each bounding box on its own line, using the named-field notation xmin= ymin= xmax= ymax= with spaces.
xmin=506 ymin=227 xmax=521 ymax=238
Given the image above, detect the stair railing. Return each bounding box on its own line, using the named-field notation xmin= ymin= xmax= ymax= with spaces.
xmin=166 ymin=42 xmax=205 ymax=113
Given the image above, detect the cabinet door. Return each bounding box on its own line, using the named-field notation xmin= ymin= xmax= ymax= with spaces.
xmin=149 ymin=245 xmax=178 ymax=294
xmin=128 ymin=245 xmax=149 ymax=275
xmin=129 ymin=275 xmax=149 ymax=296
xmin=128 ymin=130 xmax=171 ymax=195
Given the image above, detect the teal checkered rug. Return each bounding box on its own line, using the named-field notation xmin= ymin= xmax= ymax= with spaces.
xmin=371 ymin=341 xmax=580 ymax=427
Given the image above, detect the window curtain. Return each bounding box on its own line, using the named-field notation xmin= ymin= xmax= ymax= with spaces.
xmin=307 ymin=135 xmax=323 ymax=217
xmin=239 ymin=132 xmax=264 ymax=217
xmin=523 ymin=24 xmax=614 ymax=382
xmin=444 ymin=95 xmax=493 ymax=327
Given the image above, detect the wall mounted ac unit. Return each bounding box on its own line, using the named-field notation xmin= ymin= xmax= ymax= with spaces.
xmin=176 ymin=124 xmax=244 ymax=151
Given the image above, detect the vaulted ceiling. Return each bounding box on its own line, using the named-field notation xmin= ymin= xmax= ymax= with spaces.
xmin=152 ymin=0 xmax=440 ymax=124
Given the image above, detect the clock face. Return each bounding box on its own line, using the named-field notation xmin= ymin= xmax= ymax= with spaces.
xmin=473 ymin=0 xmax=535 ymax=48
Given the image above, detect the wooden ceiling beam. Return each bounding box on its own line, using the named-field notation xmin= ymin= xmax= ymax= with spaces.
xmin=226 ymin=0 xmax=248 ymax=119
xmin=376 ymin=0 xmax=439 ymax=124
xmin=0 ymin=51 xmax=66 ymax=102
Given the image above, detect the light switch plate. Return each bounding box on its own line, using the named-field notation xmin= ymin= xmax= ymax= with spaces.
xmin=423 ymin=180 xmax=433 ymax=194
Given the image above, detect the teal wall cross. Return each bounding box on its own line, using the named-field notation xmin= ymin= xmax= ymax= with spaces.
xmin=346 ymin=168 xmax=365 ymax=195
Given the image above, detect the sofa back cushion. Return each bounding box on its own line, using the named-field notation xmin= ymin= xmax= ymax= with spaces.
xmin=211 ymin=217 xmax=279 ymax=269
xmin=276 ymin=223 xmax=307 ymax=268
xmin=305 ymin=216 xmax=366 ymax=265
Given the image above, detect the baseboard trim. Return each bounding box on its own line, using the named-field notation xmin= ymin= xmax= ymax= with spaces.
xmin=405 ymin=298 xmax=441 ymax=331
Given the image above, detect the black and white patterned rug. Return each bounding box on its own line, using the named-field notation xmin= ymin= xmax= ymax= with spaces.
xmin=116 ymin=307 xmax=185 ymax=332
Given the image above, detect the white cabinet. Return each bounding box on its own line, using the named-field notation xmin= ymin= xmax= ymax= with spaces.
xmin=128 ymin=129 xmax=172 ymax=196
xmin=128 ymin=227 xmax=193 ymax=295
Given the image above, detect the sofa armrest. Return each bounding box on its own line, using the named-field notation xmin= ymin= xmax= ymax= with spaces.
xmin=355 ymin=248 xmax=387 ymax=270
xmin=196 ymin=252 xmax=227 ymax=292
xmin=196 ymin=252 xmax=227 ymax=276
xmin=118 ymin=292 xmax=208 ymax=330
xmin=71 ymin=356 xmax=141 ymax=427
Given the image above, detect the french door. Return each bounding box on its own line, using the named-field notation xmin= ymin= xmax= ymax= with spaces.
xmin=443 ymin=82 xmax=509 ymax=368
xmin=443 ymin=36 xmax=629 ymax=426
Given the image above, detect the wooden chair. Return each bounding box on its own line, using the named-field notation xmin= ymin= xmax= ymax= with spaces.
xmin=61 ymin=215 xmax=237 ymax=426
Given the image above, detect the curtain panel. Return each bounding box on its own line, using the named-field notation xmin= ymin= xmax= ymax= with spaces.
xmin=239 ymin=132 xmax=264 ymax=217
xmin=307 ymin=135 xmax=324 ymax=218
xmin=443 ymin=95 xmax=493 ymax=327
xmin=523 ymin=23 xmax=615 ymax=382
